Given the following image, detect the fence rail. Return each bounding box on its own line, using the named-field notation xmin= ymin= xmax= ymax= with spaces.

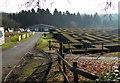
xmin=53 ymin=42 xmax=99 ymax=82
xmin=56 ymin=53 xmax=99 ymax=80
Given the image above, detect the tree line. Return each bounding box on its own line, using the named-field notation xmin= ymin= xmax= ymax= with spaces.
xmin=8 ymin=8 xmax=117 ymax=28
xmin=2 ymin=13 xmax=21 ymax=28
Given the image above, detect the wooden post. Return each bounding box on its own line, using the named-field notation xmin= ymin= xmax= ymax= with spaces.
xmin=58 ymin=56 xmax=61 ymax=65
xmin=73 ymin=62 xmax=78 ymax=83
xmin=62 ymin=54 xmax=66 ymax=74
xmin=101 ymin=42 xmax=104 ymax=55
xmin=60 ymin=42 xmax=63 ymax=56
xmin=68 ymin=41 xmax=71 ymax=53
xmin=48 ymin=40 xmax=51 ymax=50
xmin=21 ymin=35 xmax=23 ymax=40
xmin=118 ymin=64 xmax=120 ymax=71
xmin=57 ymin=50 xmax=61 ymax=65
xmin=84 ymin=43 xmax=87 ymax=54
xmin=44 ymin=33 xmax=46 ymax=37
xmin=62 ymin=54 xmax=67 ymax=83
xmin=85 ymin=43 xmax=87 ymax=54
xmin=58 ymin=42 xmax=63 ymax=65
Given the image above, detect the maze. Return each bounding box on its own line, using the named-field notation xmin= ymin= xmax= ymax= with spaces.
xmin=50 ymin=28 xmax=119 ymax=54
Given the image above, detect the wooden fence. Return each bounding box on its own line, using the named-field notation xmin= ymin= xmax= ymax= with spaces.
xmin=49 ymin=41 xmax=99 ymax=82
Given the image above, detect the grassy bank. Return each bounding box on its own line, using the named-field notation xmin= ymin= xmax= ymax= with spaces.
xmin=36 ymin=33 xmax=53 ymax=50
xmin=18 ymin=60 xmax=41 ymax=81
xmin=1 ymin=42 xmax=17 ymax=49
xmin=11 ymin=35 xmax=19 ymax=42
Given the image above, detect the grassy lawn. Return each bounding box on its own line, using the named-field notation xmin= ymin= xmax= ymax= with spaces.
xmin=36 ymin=33 xmax=53 ymax=50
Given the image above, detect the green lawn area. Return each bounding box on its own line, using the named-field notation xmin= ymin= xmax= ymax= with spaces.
xmin=36 ymin=33 xmax=52 ymax=50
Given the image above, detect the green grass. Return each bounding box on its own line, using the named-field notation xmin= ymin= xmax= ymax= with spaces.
xmin=22 ymin=64 xmax=38 ymax=77
xmin=11 ymin=33 xmax=36 ymax=42
xmin=1 ymin=42 xmax=17 ymax=49
xmin=44 ymin=33 xmax=52 ymax=38
xmin=11 ymin=35 xmax=19 ymax=42
xmin=37 ymin=33 xmax=52 ymax=50
xmin=18 ymin=62 xmax=41 ymax=81
xmin=10 ymin=32 xmax=30 ymax=42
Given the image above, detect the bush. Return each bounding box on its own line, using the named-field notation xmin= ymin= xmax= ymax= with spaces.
xmin=11 ymin=35 xmax=19 ymax=42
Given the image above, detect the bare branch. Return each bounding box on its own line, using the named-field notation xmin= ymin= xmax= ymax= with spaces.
xmin=102 ymin=0 xmax=114 ymax=13
xmin=23 ymin=0 xmax=71 ymax=9
xmin=67 ymin=0 xmax=71 ymax=5
xmin=50 ymin=0 xmax=56 ymax=8
xmin=25 ymin=0 xmax=35 ymax=7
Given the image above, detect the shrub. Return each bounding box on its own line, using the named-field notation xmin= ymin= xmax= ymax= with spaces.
xmin=11 ymin=35 xmax=19 ymax=42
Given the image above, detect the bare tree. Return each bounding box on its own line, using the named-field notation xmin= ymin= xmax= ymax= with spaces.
xmin=24 ymin=0 xmax=71 ymax=9
xmin=25 ymin=0 xmax=71 ymax=8
xmin=24 ymin=0 xmax=115 ymax=13
xmin=103 ymin=0 xmax=114 ymax=12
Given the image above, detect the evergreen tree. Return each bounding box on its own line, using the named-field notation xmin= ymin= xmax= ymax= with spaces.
xmin=9 ymin=9 xmax=117 ymax=28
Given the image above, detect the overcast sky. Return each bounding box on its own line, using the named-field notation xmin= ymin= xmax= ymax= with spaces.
xmin=0 ymin=0 xmax=119 ymax=14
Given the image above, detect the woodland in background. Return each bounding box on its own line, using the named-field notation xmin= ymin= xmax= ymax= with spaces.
xmin=2 ymin=8 xmax=118 ymax=28
xmin=2 ymin=13 xmax=21 ymax=28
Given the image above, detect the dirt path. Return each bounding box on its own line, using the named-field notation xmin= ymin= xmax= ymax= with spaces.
xmin=65 ymin=54 xmax=119 ymax=61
